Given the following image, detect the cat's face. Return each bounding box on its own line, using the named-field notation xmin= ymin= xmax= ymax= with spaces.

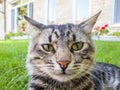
xmin=25 ymin=11 xmax=101 ymax=82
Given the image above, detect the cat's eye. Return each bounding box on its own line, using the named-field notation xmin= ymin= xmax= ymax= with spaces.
xmin=42 ymin=44 xmax=54 ymax=52
xmin=71 ymin=42 xmax=83 ymax=51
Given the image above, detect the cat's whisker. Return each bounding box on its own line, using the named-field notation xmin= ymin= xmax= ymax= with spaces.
xmin=73 ymin=65 xmax=80 ymax=67
xmin=69 ymin=68 xmax=80 ymax=71
xmin=35 ymin=64 xmax=54 ymax=67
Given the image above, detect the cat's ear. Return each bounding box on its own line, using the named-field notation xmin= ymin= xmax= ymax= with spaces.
xmin=24 ymin=16 xmax=45 ymax=37
xmin=78 ymin=11 xmax=101 ymax=34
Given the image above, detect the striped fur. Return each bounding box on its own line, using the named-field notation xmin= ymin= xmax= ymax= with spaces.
xmin=25 ymin=11 xmax=120 ymax=90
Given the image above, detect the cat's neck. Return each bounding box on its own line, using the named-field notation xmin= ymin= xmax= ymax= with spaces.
xmin=30 ymin=73 xmax=94 ymax=90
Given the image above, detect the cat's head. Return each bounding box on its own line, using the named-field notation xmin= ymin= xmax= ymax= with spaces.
xmin=25 ymin=11 xmax=101 ymax=82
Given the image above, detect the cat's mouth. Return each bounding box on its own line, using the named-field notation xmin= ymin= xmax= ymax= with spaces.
xmin=58 ymin=69 xmax=69 ymax=75
xmin=49 ymin=70 xmax=78 ymax=82
xmin=52 ymin=68 xmax=77 ymax=76
xmin=61 ymin=69 xmax=67 ymax=74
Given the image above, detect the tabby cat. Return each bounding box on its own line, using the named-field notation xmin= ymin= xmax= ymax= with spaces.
xmin=25 ymin=11 xmax=120 ymax=90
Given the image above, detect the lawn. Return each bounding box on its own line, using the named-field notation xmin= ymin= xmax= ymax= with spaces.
xmin=0 ymin=40 xmax=120 ymax=90
xmin=0 ymin=40 xmax=29 ymax=90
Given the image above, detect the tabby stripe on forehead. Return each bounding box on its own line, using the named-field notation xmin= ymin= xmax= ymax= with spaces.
xmin=54 ymin=31 xmax=59 ymax=38
xmin=72 ymin=34 xmax=76 ymax=41
xmin=66 ymin=31 xmax=70 ymax=37
xmin=48 ymin=35 xmax=52 ymax=42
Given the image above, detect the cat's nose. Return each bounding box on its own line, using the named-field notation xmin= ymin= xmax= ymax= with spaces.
xmin=57 ymin=61 xmax=70 ymax=70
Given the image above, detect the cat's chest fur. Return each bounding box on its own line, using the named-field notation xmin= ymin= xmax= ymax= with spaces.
xmin=30 ymin=73 xmax=94 ymax=90
xmin=25 ymin=11 xmax=120 ymax=90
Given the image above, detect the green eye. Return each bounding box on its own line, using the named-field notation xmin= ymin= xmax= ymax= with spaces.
xmin=71 ymin=42 xmax=83 ymax=51
xmin=42 ymin=44 xmax=54 ymax=52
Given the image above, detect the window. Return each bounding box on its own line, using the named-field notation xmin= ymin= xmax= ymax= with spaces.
xmin=29 ymin=2 xmax=33 ymax=18
xmin=74 ymin=0 xmax=89 ymax=24
xmin=47 ymin=0 xmax=56 ymax=24
xmin=11 ymin=0 xmax=31 ymax=6
xmin=0 ymin=4 xmax=2 ymax=10
xmin=114 ymin=0 xmax=120 ymax=23
xmin=11 ymin=0 xmax=33 ymax=32
xmin=11 ymin=9 xmax=15 ymax=31
xmin=11 ymin=0 xmax=21 ymax=6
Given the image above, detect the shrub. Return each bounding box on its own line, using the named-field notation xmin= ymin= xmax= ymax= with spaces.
xmin=112 ymin=32 xmax=120 ymax=37
xmin=15 ymin=31 xmax=26 ymax=36
xmin=5 ymin=32 xmax=16 ymax=40
xmin=5 ymin=31 xmax=26 ymax=40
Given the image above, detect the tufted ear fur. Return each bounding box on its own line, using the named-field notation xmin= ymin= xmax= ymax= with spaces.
xmin=24 ymin=16 xmax=45 ymax=37
xmin=78 ymin=11 xmax=101 ymax=34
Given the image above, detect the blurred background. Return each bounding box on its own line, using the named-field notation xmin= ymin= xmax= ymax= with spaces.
xmin=0 ymin=0 xmax=120 ymax=40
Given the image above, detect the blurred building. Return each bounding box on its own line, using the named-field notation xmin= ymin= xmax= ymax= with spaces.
xmin=0 ymin=0 xmax=4 ymax=39
xmin=0 ymin=0 xmax=120 ymax=39
xmin=0 ymin=0 xmax=33 ymax=39
xmin=90 ymin=0 xmax=120 ymax=33
xmin=33 ymin=0 xmax=89 ymax=24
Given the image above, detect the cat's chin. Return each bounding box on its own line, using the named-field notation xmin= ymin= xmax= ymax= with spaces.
xmin=48 ymin=73 xmax=77 ymax=82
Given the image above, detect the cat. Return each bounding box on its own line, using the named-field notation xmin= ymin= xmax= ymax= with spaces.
xmin=25 ymin=11 xmax=120 ymax=90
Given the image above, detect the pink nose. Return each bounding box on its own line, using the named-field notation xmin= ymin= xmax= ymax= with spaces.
xmin=57 ymin=61 xmax=70 ymax=69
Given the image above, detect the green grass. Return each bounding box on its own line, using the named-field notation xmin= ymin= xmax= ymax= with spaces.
xmin=0 ymin=40 xmax=120 ymax=90
xmin=95 ymin=41 xmax=120 ymax=66
xmin=0 ymin=40 xmax=29 ymax=90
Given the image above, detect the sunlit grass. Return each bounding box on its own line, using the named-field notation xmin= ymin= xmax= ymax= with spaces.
xmin=0 ymin=40 xmax=29 ymax=90
xmin=0 ymin=40 xmax=120 ymax=89
xmin=95 ymin=41 xmax=120 ymax=66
